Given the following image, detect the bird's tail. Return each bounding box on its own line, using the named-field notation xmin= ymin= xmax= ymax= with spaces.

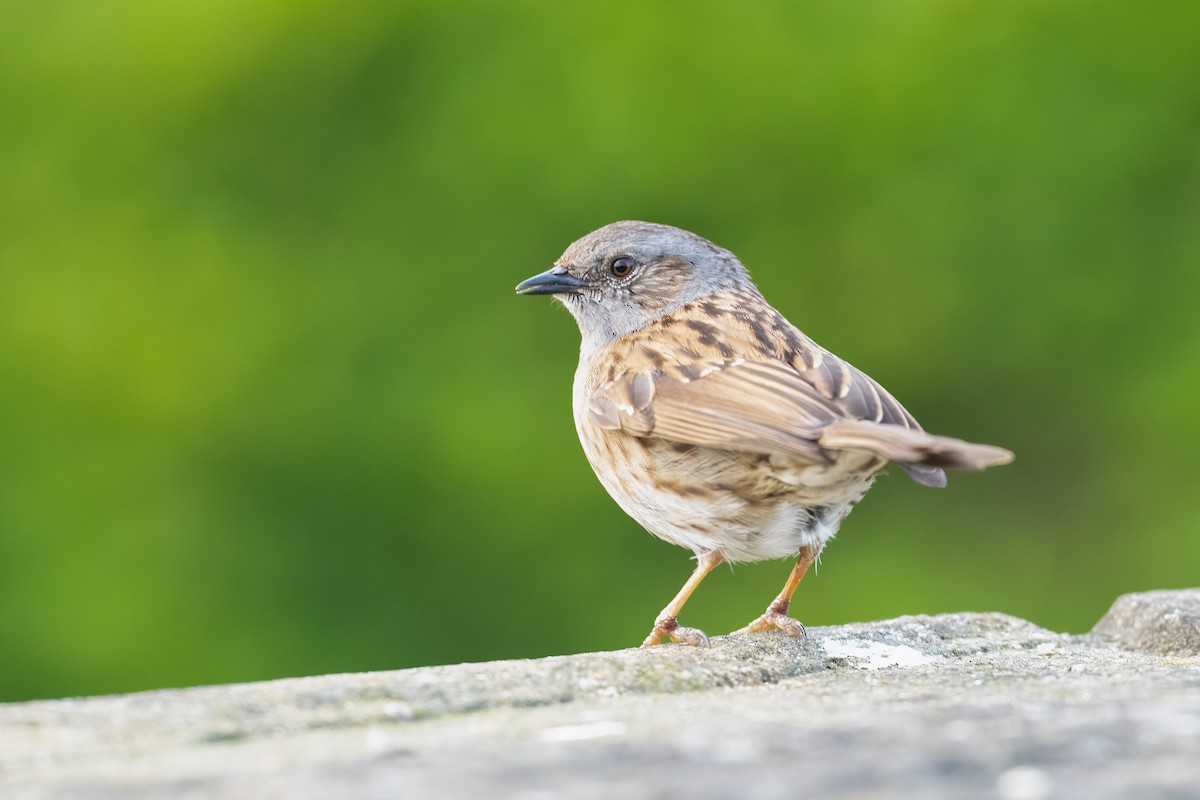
xmin=818 ymin=419 xmax=1014 ymax=488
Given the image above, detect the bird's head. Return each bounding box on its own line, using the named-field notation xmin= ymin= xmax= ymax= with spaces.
xmin=516 ymin=221 xmax=750 ymax=350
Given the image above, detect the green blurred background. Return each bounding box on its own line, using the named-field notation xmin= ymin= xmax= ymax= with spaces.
xmin=1 ymin=1 xmax=1197 ymax=702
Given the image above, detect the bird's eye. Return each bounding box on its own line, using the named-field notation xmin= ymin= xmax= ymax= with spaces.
xmin=610 ymin=256 xmax=635 ymax=278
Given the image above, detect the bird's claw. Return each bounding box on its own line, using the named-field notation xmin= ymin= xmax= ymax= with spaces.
xmin=733 ymin=609 xmax=806 ymax=638
xmin=641 ymin=615 xmax=711 ymax=647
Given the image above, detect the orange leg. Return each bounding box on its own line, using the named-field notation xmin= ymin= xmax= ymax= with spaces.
xmin=733 ymin=545 xmax=819 ymax=637
xmin=641 ymin=550 xmax=725 ymax=647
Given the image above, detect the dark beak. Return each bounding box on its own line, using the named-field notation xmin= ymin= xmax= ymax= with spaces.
xmin=515 ymin=267 xmax=585 ymax=296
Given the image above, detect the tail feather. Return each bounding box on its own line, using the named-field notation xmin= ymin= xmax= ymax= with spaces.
xmin=899 ymin=463 xmax=948 ymax=488
xmin=819 ymin=419 xmax=1013 ymax=487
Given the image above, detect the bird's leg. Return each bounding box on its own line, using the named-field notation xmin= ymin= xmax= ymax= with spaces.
xmin=641 ymin=550 xmax=725 ymax=647
xmin=733 ymin=545 xmax=819 ymax=637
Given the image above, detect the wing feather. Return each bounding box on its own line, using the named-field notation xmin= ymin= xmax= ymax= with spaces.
xmin=587 ymin=297 xmax=1009 ymax=482
xmin=594 ymin=358 xmax=848 ymax=463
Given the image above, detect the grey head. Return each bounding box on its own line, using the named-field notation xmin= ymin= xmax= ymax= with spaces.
xmin=516 ymin=221 xmax=751 ymax=350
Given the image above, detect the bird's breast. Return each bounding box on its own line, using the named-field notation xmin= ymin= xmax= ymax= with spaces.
xmin=572 ymin=402 xmax=873 ymax=561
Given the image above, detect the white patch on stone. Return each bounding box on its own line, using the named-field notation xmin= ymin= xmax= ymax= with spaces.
xmin=996 ymin=766 xmax=1053 ymax=800
xmin=822 ymin=639 xmax=939 ymax=670
xmin=538 ymin=721 xmax=627 ymax=743
xmin=363 ymin=728 xmax=394 ymax=754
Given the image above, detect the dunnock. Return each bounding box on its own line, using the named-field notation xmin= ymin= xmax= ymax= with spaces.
xmin=517 ymin=221 xmax=1013 ymax=647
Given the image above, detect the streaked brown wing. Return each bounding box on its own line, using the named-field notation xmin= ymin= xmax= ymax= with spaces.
xmin=587 ymin=355 xmax=917 ymax=463
xmin=791 ymin=346 xmax=922 ymax=430
xmin=584 ymin=289 xmax=956 ymax=482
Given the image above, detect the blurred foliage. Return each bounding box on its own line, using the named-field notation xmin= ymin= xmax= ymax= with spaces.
xmin=1 ymin=0 xmax=1198 ymax=701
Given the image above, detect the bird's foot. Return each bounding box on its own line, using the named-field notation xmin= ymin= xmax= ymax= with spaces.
xmin=733 ymin=599 xmax=806 ymax=637
xmin=641 ymin=614 xmax=710 ymax=647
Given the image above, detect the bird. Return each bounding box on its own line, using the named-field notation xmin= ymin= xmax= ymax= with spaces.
xmin=515 ymin=221 xmax=1013 ymax=648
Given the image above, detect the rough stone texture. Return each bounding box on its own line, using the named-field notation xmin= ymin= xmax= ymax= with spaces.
xmin=1090 ymin=589 xmax=1200 ymax=656
xmin=2 ymin=590 xmax=1199 ymax=800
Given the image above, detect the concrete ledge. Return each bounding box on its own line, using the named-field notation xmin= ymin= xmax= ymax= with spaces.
xmin=2 ymin=590 xmax=1198 ymax=799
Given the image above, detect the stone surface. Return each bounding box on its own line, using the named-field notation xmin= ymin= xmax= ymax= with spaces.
xmin=1090 ymin=589 xmax=1200 ymax=656
xmin=2 ymin=590 xmax=1199 ymax=800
